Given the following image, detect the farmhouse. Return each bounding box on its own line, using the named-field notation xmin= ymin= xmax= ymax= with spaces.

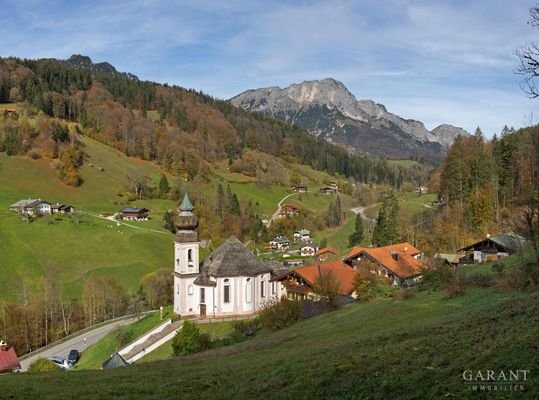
xmin=279 ymin=204 xmax=299 ymax=218
xmin=293 ymin=229 xmax=311 ymax=242
xmin=51 ymin=203 xmax=75 ymax=214
xmin=272 ymin=260 xmax=362 ymax=301
xmin=0 ymin=340 xmax=21 ymax=374
xmin=269 ymin=236 xmax=290 ymax=251
xmin=344 ymin=242 xmax=425 ymax=286
xmin=173 ymin=193 xmax=281 ymax=319
xmin=119 ymin=207 xmax=149 ymax=221
xmin=319 ymin=187 xmax=338 ymax=195
xmin=317 ymin=247 xmax=340 ymax=261
xmin=457 ymin=233 xmax=527 ymax=264
xmin=291 ymin=184 xmax=308 ymax=193
xmin=9 ymin=199 xmax=50 ymax=215
xmin=300 ymin=242 xmax=319 ymax=257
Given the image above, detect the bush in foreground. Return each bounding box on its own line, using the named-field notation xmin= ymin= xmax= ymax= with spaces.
xmin=28 ymin=358 xmax=58 ymax=373
xmin=172 ymin=320 xmax=200 ymax=356
xmin=258 ymin=297 xmax=302 ymax=330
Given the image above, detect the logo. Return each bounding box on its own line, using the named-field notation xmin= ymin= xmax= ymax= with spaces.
xmin=462 ymin=369 xmax=530 ymax=392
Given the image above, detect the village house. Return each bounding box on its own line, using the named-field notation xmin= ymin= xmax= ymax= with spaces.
xmin=269 ymin=236 xmax=290 ymax=251
xmin=272 ymin=260 xmax=363 ymax=301
xmin=9 ymin=199 xmax=51 ymax=215
xmin=51 ymin=203 xmax=75 ymax=214
xmin=300 ymin=242 xmax=319 ymax=257
xmin=457 ymin=233 xmax=527 ymax=264
xmin=173 ymin=193 xmax=282 ymax=319
xmin=344 ymin=242 xmax=425 ymax=287
xmin=119 ymin=207 xmax=149 ymax=221
xmin=319 ymin=187 xmax=338 ymax=195
xmin=279 ymin=204 xmax=299 ymax=218
xmin=293 ymin=229 xmax=311 ymax=242
xmin=0 ymin=340 xmax=21 ymax=374
xmin=291 ymin=184 xmax=308 ymax=193
xmin=316 ymin=247 xmax=340 ymax=261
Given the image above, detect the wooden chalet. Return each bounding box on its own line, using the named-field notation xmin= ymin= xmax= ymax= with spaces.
xmin=319 ymin=187 xmax=338 ymax=195
xmin=291 ymin=184 xmax=308 ymax=193
xmin=119 ymin=207 xmax=149 ymax=221
xmin=300 ymin=242 xmax=319 ymax=257
xmin=316 ymin=247 xmax=340 ymax=261
xmin=344 ymin=242 xmax=425 ymax=286
xmin=279 ymin=204 xmax=299 ymax=217
xmin=51 ymin=203 xmax=75 ymax=214
xmin=272 ymin=260 xmax=365 ymax=301
xmin=457 ymin=233 xmax=527 ymax=264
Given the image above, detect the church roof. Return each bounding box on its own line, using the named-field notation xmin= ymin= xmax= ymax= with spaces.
xmin=179 ymin=191 xmax=194 ymax=212
xmin=203 ymin=236 xmax=273 ymax=277
xmin=102 ymin=353 xmax=129 ymax=370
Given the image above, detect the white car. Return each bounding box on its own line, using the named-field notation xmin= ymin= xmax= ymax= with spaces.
xmin=50 ymin=357 xmax=72 ymax=371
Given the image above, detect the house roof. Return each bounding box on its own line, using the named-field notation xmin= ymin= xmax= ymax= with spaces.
xmin=271 ymin=236 xmax=289 ymax=243
xmin=433 ymin=253 xmax=461 ymax=264
xmin=295 ymin=229 xmax=311 ymax=235
xmin=458 ymin=233 xmax=527 ymax=254
xmin=179 ymin=191 xmax=194 ymax=212
xmin=344 ymin=242 xmax=424 ymax=279
xmin=317 ymin=247 xmax=340 ymax=256
xmin=0 ymin=346 xmax=21 ymax=373
xmin=203 ymin=236 xmax=273 ymax=277
xmin=9 ymin=199 xmax=40 ymax=208
xmin=277 ymin=260 xmax=360 ymax=295
xmin=120 ymin=207 xmax=149 ymax=213
xmin=102 ymin=353 xmax=129 ymax=369
xmin=301 ymin=242 xmax=318 ymax=249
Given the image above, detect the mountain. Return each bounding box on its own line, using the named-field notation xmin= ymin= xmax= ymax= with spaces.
xmin=55 ymin=54 xmax=138 ymax=79
xmin=230 ymin=78 xmax=469 ymax=161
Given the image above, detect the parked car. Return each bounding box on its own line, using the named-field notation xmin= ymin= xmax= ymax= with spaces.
xmin=67 ymin=349 xmax=80 ymax=364
xmin=50 ymin=356 xmax=72 ymax=371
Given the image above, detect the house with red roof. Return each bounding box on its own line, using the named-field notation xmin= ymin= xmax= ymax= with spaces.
xmin=316 ymin=247 xmax=340 ymax=261
xmin=343 ymin=242 xmax=426 ymax=286
xmin=0 ymin=341 xmax=21 ymax=374
xmin=272 ymin=260 xmax=367 ymax=301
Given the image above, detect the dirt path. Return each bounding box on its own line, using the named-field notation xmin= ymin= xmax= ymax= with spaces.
xmin=267 ymin=193 xmax=298 ymax=226
xmin=350 ymin=203 xmax=379 ymax=223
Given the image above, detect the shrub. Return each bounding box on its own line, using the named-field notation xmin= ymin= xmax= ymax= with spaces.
xmin=258 ymin=297 xmax=302 ymax=330
xmin=233 ymin=317 xmax=261 ymax=337
xmin=418 ymin=264 xmax=455 ymax=291
xmin=353 ymin=274 xmax=393 ymax=301
xmin=313 ymin=271 xmax=342 ymax=309
xmin=464 ymin=272 xmax=495 ymax=287
xmin=172 ymin=320 xmax=200 ymax=356
xmin=491 ymin=262 xmax=505 ymax=276
xmin=198 ymin=333 xmax=211 ymax=351
xmin=393 ymin=288 xmax=415 ymax=300
xmin=445 ymin=275 xmax=467 ymax=299
xmin=28 ymin=358 xmax=58 ymax=373
xmin=113 ymin=327 xmax=133 ymax=347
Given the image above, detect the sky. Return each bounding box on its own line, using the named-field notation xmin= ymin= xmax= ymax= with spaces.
xmin=1 ymin=0 xmax=538 ymax=136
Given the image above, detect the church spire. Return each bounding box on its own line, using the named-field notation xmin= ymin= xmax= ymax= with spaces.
xmin=174 ymin=190 xmax=198 ymax=241
xmin=179 ymin=191 xmax=194 ymax=212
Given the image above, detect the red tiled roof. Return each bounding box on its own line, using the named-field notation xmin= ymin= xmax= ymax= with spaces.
xmin=317 ymin=247 xmax=340 ymax=256
xmin=0 ymin=346 xmax=21 ymax=373
xmin=344 ymin=242 xmax=424 ymax=279
xmin=284 ymin=260 xmax=362 ymax=295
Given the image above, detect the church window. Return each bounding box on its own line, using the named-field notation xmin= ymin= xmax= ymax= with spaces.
xmin=176 ymin=284 xmax=179 ymax=295
xmin=260 ymin=280 xmax=265 ymax=298
xmin=246 ymin=280 xmax=252 ymax=303
xmin=200 ymin=288 xmax=205 ymax=304
xmin=224 ymin=281 xmax=230 ymax=303
xmin=188 ymin=285 xmax=194 ymax=295
xmin=176 ymin=259 xmax=179 ymax=267
xmin=272 ymin=281 xmax=276 ymax=295
xmin=188 ymin=249 xmax=193 ymax=262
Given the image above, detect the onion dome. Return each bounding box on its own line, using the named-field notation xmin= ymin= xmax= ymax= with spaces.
xmin=174 ymin=192 xmax=198 ymax=241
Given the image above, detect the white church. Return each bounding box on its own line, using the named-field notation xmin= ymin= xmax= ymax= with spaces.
xmin=173 ymin=192 xmax=282 ymax=319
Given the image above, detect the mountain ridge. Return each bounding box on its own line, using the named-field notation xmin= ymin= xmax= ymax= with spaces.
xmin=230 ymin=78 xmax=469 ymax=161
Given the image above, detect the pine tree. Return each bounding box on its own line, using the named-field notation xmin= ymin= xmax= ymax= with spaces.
xmin=216 ymin=184 xmax=225 ymax=219
xmin=158 ymin=174 xmax=170 ymax=198
xmin=372 ymin=193 xmax=399 ymax=246
xmin=348 ymin=213 xmax=364 ymax=247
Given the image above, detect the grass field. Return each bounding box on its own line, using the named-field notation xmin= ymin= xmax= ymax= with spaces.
xmin=1 ymin=258 xmax=537 ymax=399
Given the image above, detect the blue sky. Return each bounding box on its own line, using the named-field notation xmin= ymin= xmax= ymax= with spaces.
xmin=1 ymin=0 xmax=538 ymax=136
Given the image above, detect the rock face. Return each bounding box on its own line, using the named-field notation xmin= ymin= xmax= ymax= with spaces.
xmin=57 ymin=54 xmax=138 ymax=80
xmin=230 ymin=78 xmax=468 ymax=161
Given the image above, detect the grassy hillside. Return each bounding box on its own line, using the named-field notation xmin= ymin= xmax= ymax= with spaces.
xmin=0 ymin=134 xmax=355 ymax=300
xmin=1 ymin=274 xmax=536 ymax=399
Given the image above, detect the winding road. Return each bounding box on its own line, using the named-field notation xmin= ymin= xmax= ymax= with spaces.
xmin=19 ymin=316 xmax=140 ymax=372
xmin=267 ymin=193 xmax=298 ymax=226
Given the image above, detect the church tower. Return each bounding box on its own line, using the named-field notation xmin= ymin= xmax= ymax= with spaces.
xmin=173 ymin=191 xmax=200 ymax=316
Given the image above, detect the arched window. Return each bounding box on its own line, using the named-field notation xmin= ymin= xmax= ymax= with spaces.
xmin=260 ymin=279 xmax=265 ymax=298
xmin=188 ymin=249 xmax=193 ymax=262
xmin=188 ymin=285 xmax=194 ymax=295
xmin=176 ymin=258 xmax=180 ymax=267
xmin=176 ymin=284 xmax=179 ymax=295
xmin=224 ymin=279 xmax=230 ymax=303
xmin=246 ymin=278 xmax=252 ymax=303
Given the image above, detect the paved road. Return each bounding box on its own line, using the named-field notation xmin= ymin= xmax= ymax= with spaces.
xmin=19 ymin=317 xmax=139 ymax=372
xmin=350 ymin=203 xmax=379 ymax=223
xmin=267 ymin=193 xmax=298 ymax=226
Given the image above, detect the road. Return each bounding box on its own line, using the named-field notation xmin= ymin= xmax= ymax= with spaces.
xmin=350 ymin=203 xmax=379 ymax=223
xmin=267 ymin=193 xmax=298 ymax=226
xmin=19 ymin=316 xmax=139 ymax=372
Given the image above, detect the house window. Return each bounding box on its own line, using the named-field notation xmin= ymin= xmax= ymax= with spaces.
xmin=260 ymin=280 xmax=265 ymax=298
xmin=272 ymin=281 xmax=276 ymax=295
xmin=188 ymin=285 xmax=194 ymax=295
xmin=224 ymin=284 xmax=230 ymax=303
xmin=200 ymin=288 xmax=205 ymax=304
xmin=246 ymin=278 xmax=252 ymax=303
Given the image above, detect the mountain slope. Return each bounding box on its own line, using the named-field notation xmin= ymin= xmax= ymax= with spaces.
xmin=230 ymin=78 xmax=469 ymax=162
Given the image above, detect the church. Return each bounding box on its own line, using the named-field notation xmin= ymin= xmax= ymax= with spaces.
xmin=173 ymin=192 xmax=282 ymax=319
